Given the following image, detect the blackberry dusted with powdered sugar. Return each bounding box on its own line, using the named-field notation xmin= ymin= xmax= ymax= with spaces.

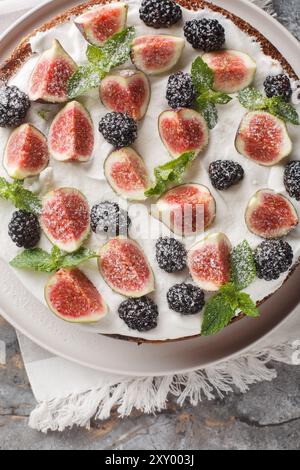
xmin=264 ymin=74 xmax=292 ymax=102
xmin=139 ymin=0 xmax=182 ymax=28
xmin=284 ymin=161 xmax=300 ymax=201
xmin=156 ymin=237 xmax=187 ymax=273
xmin=167 ymin=283 xmax=205 ymax=315
xmin=0 ymin=84 xmax=30 ymax=128
xmin=8 ymin=210 xmax=40 ymax=248
xmin=118 ymin=297 xmax=159 ymax=331
xmin=184 ymin=18 xmax=225 ymax=51
xmin=166 ymin=72 xmax=196 ymax=109
xmin=209 ymin=160 xmax=244 ymax=190
xmin=99 ymin=112 xmax=137 ymax=148
xmin=90 ymin=202 xmax=131 ymax=236
xmin=254 ymin=240 xmax=293 ymax=281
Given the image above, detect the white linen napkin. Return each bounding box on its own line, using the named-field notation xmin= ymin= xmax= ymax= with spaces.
xmin=0 ymin=0 xmax=299 ymax=433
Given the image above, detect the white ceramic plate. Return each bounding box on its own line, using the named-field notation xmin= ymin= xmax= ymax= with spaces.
xmin=0 ymin=0 xmax=300 ymax=375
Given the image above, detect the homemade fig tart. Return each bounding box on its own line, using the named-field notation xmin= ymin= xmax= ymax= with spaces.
xmin=0 ymin=0 xmax=299 ymax=343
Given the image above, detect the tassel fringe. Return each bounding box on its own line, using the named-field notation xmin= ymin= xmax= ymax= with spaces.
xmin=29 ymin=343 xmax=293 ymax=433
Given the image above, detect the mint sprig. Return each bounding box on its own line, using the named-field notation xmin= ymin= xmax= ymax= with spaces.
xmin=191 ymin=57 xmax=232 ymax=129
xmin=10 ymin=246 xmax=98 ymax=273
xmin=0 ymin=178 xmax=41 ymax=215
xmin=68 ymin=27 xmax=135 ymax=99
xmin=201 ymin=240 xmax=259 ymax=336
xmin=145 ymin=152 xmax=196 ymax=198
xmin=238 ymin=87 xmax=299 ymax=125
xmin=230 ymin=240 xmax=256 ymax=290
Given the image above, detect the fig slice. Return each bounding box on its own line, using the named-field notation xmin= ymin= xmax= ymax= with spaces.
xmin=48 ymin=101 xmax=94 ymax=162
xmin=98 ymin=236 xmax=155 ymax=298
xmin=3 ymin=124 xmax=49 ymax=179
xmin=41 ymin=188 xmax=90 ymax=253
xmin=156 ymin=183 xmax=216 ymax=237
xmin=245 ymin=189 xmax=298 ymax=239
xmin=235 ymin=111 xmax=292 ymax=166
xmin=45 ymin=268 xmax=108 ymax=323
xmin=100 ymin=70 xmax=150 ymax=121
xmin=131 ymin=35 xmax=184 ymax=75
xmin=159 ymin=108 xmax=209 ymax=158
xmin=74 ymin=2 xmax=128 ymax=47
xmin=104 ymin=147 xmax=150 ymax=201
xmin=28 ymin=39 xmax=77 ymax=103
xmin=188 ymin=233 xmax=232 ymax=292
xmin=202 ymin=50 xmax=256 ymax=94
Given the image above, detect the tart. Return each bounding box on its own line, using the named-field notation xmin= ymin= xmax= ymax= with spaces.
xmin=0 ymin=0 xmax=299 ymax=342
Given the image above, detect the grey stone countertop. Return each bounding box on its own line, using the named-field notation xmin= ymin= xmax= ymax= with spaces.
xmin=0 ymin=0 xmax=300 ymax=450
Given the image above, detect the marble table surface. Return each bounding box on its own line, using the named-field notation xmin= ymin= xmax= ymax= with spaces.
xmin=0 ymin=0 xmax=300 ymax=450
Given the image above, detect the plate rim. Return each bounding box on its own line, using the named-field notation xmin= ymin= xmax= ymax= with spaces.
xmin=0 ymin=0 xmax=299 ymax=375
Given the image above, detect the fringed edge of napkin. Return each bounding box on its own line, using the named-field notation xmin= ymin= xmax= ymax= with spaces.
xmin=29 ymin=342 xmax=293 ymax=433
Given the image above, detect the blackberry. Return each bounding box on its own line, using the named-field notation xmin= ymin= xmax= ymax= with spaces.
xmin=99 ymin=112 xmax=137 ymax=148
xmin=284 ymin=161 xmax=300 ymax=201
xmin=264 ymin=74 xmax=292 ymax=102
xmin=209 ymin=160 xmax=244 ymax=190
xmin=156 ymin=237 xmax=187 ymax=273
xmin=167 ymin=283 xmax=205 ymax=315
xmin=8 ymin=210 xmax=40 ymax=248
xmin=166 ymin=72 xmax=196 ymax=109
xmin=254 ymin=240 xmax=293 ymax=281
xmin=90 ymin=202 xmax=131 ymax=236
xmin=0 ymin=84 xmax=31 ymax=128
xmin=139 ymin=0 xmax=182 ymax=28
xmin=118 ymin=296 xmax=159 ymax=332
xmin=184 ymin=18 xmax=225 ymax=51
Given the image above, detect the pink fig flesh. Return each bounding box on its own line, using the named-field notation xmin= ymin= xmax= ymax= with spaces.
xmin=99 ymin=237 xmax=155 ymax=298
xmin=45 ymin=268 xmax=108 ymax=323
xmin=188 ymin=233 xmax=232 ymax=292
xmin=29 ymin=40 xmax=77 ymax=103
xmin=245 ymin=189 xmax=298 ymax=239
xmin=75 ymin=2 xmax=128 ymax=47
xmin=202 ymin=50 xmax=256 ymax=94
xmin=159 ymin=108 xmax=209 ymax=158
xmin=104 ymin=147 xmax=150 ymax=200
xmin=156 ymin=184 xmax=216 ymax=236
xmin=41 ymin=188 xmax=90 ymax=252
xmin=131 ymin=35 xmax=184 ymax=75
xmin=235 ymin=111 xmax=292 ymax=166
xmin=49 ymin=101 xmax=94 ymax=162
xmin=100 ymin=70 xmax=150 ymax=120
xmin=3 ymin=124 xmax=49 ymax=179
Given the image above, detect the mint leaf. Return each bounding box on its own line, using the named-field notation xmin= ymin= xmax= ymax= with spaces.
xmin=191 ymin=56 xmax=214 ymax=93
xmin=68 ymin=64 xmax=105 ymax=99
xmin=196 ymin=97 xmax=218 ymax=129
xmin=237 ymin=292 xmax=260 ymax=318
xmin=10 ymin=246 xmax=98 ymax=273
xmin=145 ymin=152 xmax=196 ymax=197
xmin=238 ymin=87 xmax=267 ymax=110
xmin=0 ymin=178 xmax=41 ymax=215
xmin=191 ymin=57 xmax=232 ymax=129
xmin=220 ymin=283 xmax=239 ymax=310
xmin=209 ymin=91 xmax=232 ymax=105
xmin=238 ymin=87 xmax=299 ymax=125
xmin=88 ymin=27 xmax=135 ymax=72
xmin=231 ymin=240 xmax=256 ymax=290
xmin=268 ymin=97 xmax=300 ymax=125
xmin=60 ymin=248 xmax=99 ymax=269
xmin=201 ymin=293 xmax=235 ymax=336
xmin=10 ymin=248 xmax=54 ymax=272
xmin=68 ymin=27 xmax=135 ymax=98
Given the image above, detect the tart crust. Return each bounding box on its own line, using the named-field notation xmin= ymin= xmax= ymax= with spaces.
xmin=0 ymin=0 xmax=299 ymax=343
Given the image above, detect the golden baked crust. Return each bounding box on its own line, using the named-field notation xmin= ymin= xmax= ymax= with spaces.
xmin=0 ymin=0 xmax=298 ymax=343
xmin=0 ymin=0 xmax=298 ymax=82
